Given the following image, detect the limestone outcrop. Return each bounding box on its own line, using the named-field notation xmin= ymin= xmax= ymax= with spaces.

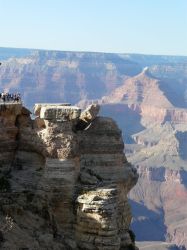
xmin=0 ymin=103 xmax=138 ymax=250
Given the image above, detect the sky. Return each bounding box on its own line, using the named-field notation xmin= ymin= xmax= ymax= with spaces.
xmin=0 ymin=0 xmax=187 ymax=55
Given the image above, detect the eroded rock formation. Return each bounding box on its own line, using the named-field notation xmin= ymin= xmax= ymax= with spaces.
xmin=0 ymin=103 xmax=138 ymax=250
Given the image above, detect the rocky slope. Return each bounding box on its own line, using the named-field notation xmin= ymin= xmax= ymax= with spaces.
xmin=0 ymin=102 xmax=138 ymax=250
xmin=100 ymin=70 xmax=187 ymax=249
xmin=129 ymin=166 xmax=187 ymax=250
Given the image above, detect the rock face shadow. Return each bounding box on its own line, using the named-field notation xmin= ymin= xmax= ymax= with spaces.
xmin=158 ymin=79 xmax=187 ymax=109
xmin=129 ymin=199 xmax=167 ymax=242
xmin=101 ymin=103 xmax=145 ymax=144
xmin=175 ymin=131 xmax=187 ymax=160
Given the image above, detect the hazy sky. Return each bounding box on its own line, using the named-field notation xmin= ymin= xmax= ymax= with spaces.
xmin=0 ymin=0 xmax=187 ymax=55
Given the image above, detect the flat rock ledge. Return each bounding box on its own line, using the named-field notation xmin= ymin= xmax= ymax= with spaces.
xmin=34 ymin=103 xmax=81 ymax=122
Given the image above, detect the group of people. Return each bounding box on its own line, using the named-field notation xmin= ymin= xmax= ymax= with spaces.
xmin=0 ymin=92 xmax=21 ymax=103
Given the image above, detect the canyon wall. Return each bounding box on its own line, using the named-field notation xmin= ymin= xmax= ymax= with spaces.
xmin=0 ymin=103 xmax=138 ymax=250
xmin=129 ymin=166 xmax=187 ymax=250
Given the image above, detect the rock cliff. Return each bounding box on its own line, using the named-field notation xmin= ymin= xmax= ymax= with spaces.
xmin=0 ymin=103 xmax=138 ymax=250
xmin=129 ymin=166 xmax=187 ymax=250
xmin=99 ymin=69 xmax=187 ymax=249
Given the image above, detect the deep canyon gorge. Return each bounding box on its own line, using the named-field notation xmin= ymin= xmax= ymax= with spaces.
xmin=1 ymin=48 xmax=187 ymax=249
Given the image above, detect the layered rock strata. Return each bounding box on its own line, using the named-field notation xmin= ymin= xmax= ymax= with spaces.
xmin=129 ymin=166 xmax=187 ymax=249
xmin=0 ymin=103 xmax=138 ymax=250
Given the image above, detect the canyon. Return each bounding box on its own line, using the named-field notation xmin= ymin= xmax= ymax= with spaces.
xmin=1 ymin=48 xmax=187 ymax=249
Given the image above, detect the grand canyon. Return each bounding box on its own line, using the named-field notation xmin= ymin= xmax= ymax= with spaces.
xmin=1 ymin=47 xmax=187 ymax=249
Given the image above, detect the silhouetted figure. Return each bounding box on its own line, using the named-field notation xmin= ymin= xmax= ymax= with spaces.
xmin=0 ymin=91 xmax=21 ymax=103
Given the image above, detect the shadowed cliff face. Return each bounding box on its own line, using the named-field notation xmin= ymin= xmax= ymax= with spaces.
xmin=100 ymin=103 xmax=144 ymax=144
xmin=129 ymin=166 xmax=187 ymax=250
xmin=0 ymin=103 xmax=138 ymax=250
